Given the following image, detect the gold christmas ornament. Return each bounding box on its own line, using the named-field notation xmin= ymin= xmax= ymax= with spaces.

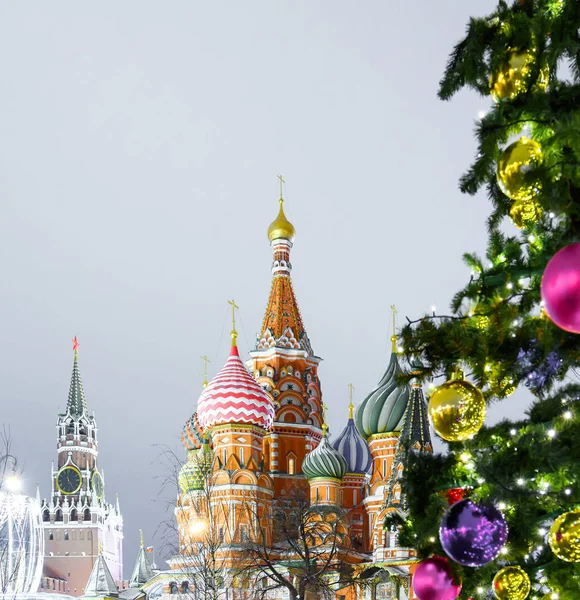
xmin=490 ymin=49 xmax=549 ymax=103
xmin=491 ymin=376 xmax=516 ymax=399
xmin=493 ymin=566 xmax=531 ymax=600
xmin=428 ymin=370 xmax=486 ymax=442
xmin=509 ymin=195 xmax=543 ymax=229
xmin=548 ymin=509 xmax=580 ymax=562
xmin=497 ymin=137 xmax=543 ymax=202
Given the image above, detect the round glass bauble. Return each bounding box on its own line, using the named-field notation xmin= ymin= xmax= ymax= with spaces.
xmin=413 ymin=556 xmax=461 ymax=600
xmin=440 ymin=499 xmax=508 ymax=567
xmin=428 ymin=373 xmax=486 ymax=442
xmin=548 ymin=509 xmax=580 ymax=562
xmin=490 ymin=50 xmax=549 ymax=103
xmin=497 ymin=137 xmax=542 ymax=202
xmin=541 ymin=243 xmax=580 ymax=334
xmin=493 ymin=566 xmax=531 ymax=600
xmin=509 ymin=196 xmax=543 ymax=229
xmin=492 ymin=376 xmax=516 ymax=399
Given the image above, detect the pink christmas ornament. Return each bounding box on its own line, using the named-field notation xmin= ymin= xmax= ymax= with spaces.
xmin=541 ymin=243 xmax=580 ymax=334
xmin=412 ymin=556 xmax=461 ymax=600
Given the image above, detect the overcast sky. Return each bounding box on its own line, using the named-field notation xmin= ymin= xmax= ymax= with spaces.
xmin=0 ymin=0 xmax=531 ymax=573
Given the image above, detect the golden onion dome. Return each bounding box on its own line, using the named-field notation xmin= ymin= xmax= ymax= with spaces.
xmin=267 ymin=199 xmax=295 ymax=243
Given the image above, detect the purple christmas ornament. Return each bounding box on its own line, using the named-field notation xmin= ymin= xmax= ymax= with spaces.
xmin=439 ymin=499 xmax=508 ymax=567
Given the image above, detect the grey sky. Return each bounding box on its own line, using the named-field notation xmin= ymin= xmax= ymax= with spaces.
xmin=0 ymin=0 xmax=529 ymax=571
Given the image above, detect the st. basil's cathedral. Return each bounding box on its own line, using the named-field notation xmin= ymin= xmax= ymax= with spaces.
xmin=143 ymin=189 xmax=433 ymax=600
xmin=28 ymin=187 xmax=432 ymax=600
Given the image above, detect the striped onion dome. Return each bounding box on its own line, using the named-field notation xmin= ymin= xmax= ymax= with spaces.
xmin=355 ymin=351 xmax=410 ymax=439
xmin=332 ymin=417 xmax=372 ymax=475
xmin=196 ymin=343 xmax=275 ymax=430
xmin=181 ymin=412 xmax=204 ymax=450
xmin=302 ymin=434 xmax=348 ymax=481
xmin=179 ymin=439 xmax=213 ymax=492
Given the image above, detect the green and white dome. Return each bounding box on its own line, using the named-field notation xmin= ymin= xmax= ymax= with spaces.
xmin=178 ymin=439 xmax=213 ymax=492
xmin=302 ymin=434 xmax=347 ymax=481
xmin=355 ymin=350 xmax=410 ymax=439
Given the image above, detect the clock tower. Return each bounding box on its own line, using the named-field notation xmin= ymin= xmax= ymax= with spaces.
xmin=40 ymin=339 xmax=123 ymax=596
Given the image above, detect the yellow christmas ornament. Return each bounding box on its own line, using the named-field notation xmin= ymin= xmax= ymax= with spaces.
xmin=490 ymin=378 xmax=517 ymax=399
xmin=497 ymin=137 xmax=543 ymax=202
xmin=490 ymin=49 xmax=549 ymax=103
xmin=548 ymin=509 xmax=580 ymax=562
xmin=493 ymin=566 xmax=531 ymax=600
xmin=428 ymin=369 xmax=486 ymax=442
xmin=509 ymin=196 xmax=543 ymax=229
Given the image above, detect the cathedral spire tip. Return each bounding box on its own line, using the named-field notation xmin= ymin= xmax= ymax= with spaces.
xmin=390 ymin=305 xmax=398 ymax=353
xmin=227 ymin=300 xmax=239 ymax=348
xmin=268 ymin=175 xmax=295 ymax=243
xmin=348 ymin=384 xmax=355 ymax=420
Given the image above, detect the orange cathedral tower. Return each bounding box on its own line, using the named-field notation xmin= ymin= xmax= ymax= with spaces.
xmin=247 ymin=181 xmax=324 ymax=497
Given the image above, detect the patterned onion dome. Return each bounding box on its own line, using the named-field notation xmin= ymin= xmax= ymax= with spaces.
xmin=332 ymin=416 xmax=372 ymax=475
xmin=355 ymin=350 xmax=410 ymax=439
xmin=302 ymin=434 xmax=348 ymax=481
xmin=181 ymin=412 xmax=204 ymax=450
xmin=178 ymin=440 xmax=213 ymax=492
xmin=196 ymin=344 xmax=275 ymax=430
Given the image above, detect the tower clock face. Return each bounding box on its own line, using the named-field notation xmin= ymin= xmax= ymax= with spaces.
xmin=56 ymin=466 xmax=82 ymax=495
xmin=92 ymin=470 xmax=105 ymax=500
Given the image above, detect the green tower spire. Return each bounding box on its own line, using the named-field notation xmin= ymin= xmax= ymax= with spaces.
xmin=67 ymin=336 xmax=88 ymax=416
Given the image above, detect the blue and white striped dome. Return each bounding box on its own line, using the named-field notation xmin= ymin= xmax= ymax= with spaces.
xmin=355 ymin=351 xmax=410 ymax=439
xmin=302 ymin=435 xmax=347 ymax=481
xmin=332 ymin=417 xmax=373 ymax=475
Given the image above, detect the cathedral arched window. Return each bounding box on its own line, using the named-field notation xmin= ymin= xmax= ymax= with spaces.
xmin=49 ymin=531 xmax=54 ymax=541
xmin=66 ymin=423 xmax=74 ymax=435
xmin=55 ymin=510 xmax=63 ymax=522
xmin=64 ymin=532 xmax=69 ymax=541
xmin=382 ymin=459 xmax=387 ymax=478
xmin=79 ymin=425 xmax=87 ymax=436
xmin=287 ymin=457 xmax=295 ymax=475
xmin=70 ymin=509 xmax=78 ymax=522
xmin=169 ymin=582 xmax=178 ymax=594
xmin=239 ymin=447 xmax=244 ymax=465
xmin=43 ymin=509 xmax=50 ymax=522
xmin=83 ymin=509 xmax=91 ymax=521
xmin=181 ymin=582 xmax=189 ymax=593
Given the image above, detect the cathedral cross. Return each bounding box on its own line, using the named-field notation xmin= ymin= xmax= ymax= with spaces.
xmin=228 ymin=300 xmax=239 ymax=344
xmin=278 ymin=174 xmax=285 ymax=200
xmin=348 ymin=383 xmax=355 ymax=419
xmin=201 ymin=355 xmax=211 ymax=388
xmin=390 ymin=304 xmax=398 ymax=352
xmin=72 ymin=336 xmax=79 ymax=359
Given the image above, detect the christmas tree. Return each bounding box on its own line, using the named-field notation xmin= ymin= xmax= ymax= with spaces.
xmin=397 ymin=1 xmax=580 ymax=599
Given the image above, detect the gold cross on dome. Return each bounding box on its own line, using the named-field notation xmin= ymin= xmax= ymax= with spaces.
xmin=228 ymin=300 xmax=239 ymax=345
xmin=348 ymin=384 xmax=355 ymax=419
xmin=390 ymin=304 xmax=398 ymax=352
xmin=228 ymin=300 xmax=239 ymax=330
xmin=201 ymin=355 xmax=211 ymax=388
xmin=321 ymin=403 xmax=329 ymax=435
xmin=278 ymin=174 xmax=285 ymax=200
xmin=390 ymin=305 xmax=397 ymax=333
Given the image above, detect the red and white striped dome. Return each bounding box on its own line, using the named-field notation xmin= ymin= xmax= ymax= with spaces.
xmin=196 ymin=344 xmax=274 ymax=431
